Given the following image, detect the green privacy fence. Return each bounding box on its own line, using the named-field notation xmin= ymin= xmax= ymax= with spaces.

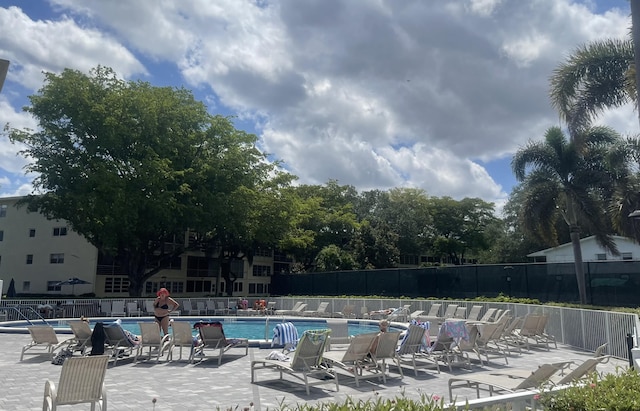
xmin=271 ymin=261 xmax=640 ymax=307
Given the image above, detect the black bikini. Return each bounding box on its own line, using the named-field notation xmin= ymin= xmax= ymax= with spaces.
xmin=154 ymin=302 xmax=170 ymax=323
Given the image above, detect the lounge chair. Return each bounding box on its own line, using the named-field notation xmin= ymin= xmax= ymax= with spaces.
xmin=334 ymin=304 xmax=355 ymax=319
xmin=182 ymin=300 xmax=204 ymax=316
xmin=99 ymin=301 xmax=112 ymax=317
xmin=136 ymin=322 xmax=171 ymax=362
xmin=408 ymin=310 xmax=424 ymax=320
xmin=429 ymin=319 xmax=470 ymax=371
xmin=43 ymin=355 xmax=109 ymax=411
xmin=144 ymin=300 xmax=156 ymax=316
xmin=491 ymin=356 xmax=607 ymax=386
xmin=302 ymin=301 xmax=330 ymax=317
xmin=126 ymin=302 xmax=142 ymax=317
xmin=266 ymin=301 xmax=277 ymax=315
xmin=68 ymin=320 xmax=94 ymax=355
xmin=466 ymin=305 xmax=484 ymax=322
xmin=370 ymin=331 xmax=403 ymax=383
xmin=322 ymin=332 xmax=378 ymax=387
xmin=21 ymin=326 xmax=72 ymax=361
xmin=387 ymin=305 xmax=412 ymax=322
xmin=110 ymin=301 xmax=126 ymax=317
xmin=448 ymin=361 xmax=569 ymax=401
xmin=192 ymin=321 xmax=249 ymax=365
xmin=252 ymin=329 xmax=338 ymax=395
xmin=274 ymin=301 xmax=304 ymax=316
xmin=395 ymin=323 xmax=440 ymax=376
xmin=326 ymin=319 xmax=351 ymax=349
xmin=442 ymin=304 xmax=459 ymax=319
xmin=103 ymin=321 xmax=141 ymax=365
xmin=271 ymin=322 xmax=299 ymax=352
xmin=214 ymin=301 xmax=230 ymax=315
xmin=167 ymin=321 xmax=196 ymax=362
xmin=479 ymin=308 xmax=497 ymax=322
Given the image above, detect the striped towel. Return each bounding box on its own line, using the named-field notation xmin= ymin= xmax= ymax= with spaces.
xmin=272 ymin=322 xmax=299 ymax=351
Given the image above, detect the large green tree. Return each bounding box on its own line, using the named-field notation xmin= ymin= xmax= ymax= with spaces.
xmin=8 ymin=66 xmax=281 ymax=296
xmin=512 ymin=126 xmax=622 ymax=304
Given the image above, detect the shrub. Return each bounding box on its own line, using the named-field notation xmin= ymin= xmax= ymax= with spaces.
xmin=539 ymin=368 xmax=640 ymax=411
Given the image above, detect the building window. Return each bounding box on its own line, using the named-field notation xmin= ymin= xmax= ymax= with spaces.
xmin=0 ymin=204 xmax=6 ymax=217
xmin=53 ymin=227 xmax=68 ymax=236
xmin=596 ymin=253 xmax=607 ymax=261
xmin=29 ymin=229 xmax=35 ymax=237
xmin=47 ymin=281 xmax=62 ymax=292
xmin=254 ymin=248 xmax=273 ymax=257
xmin=233 ymin=282 xmax=243 ymax=292
xmin=146 ymin=281 xmax=183 ymax=295
xmin=26 ymin=254 xmax=33 ymax=264
xmin=50 ymin=253 xmax=65 ymax=264
xmin=622 ymin=252 xmax=633 ymax=260
xmin=0 ymin=230 xmax=3 ymax=241
xmin=104 ymin=277 xmax=130 ymax=293
xmin=252 ymin=265 xmax=271 ymax=277
xmin=22 ymin=281 xmax=30 ymax=292
xmin=186 ymin=280 xmax=212 ymax=293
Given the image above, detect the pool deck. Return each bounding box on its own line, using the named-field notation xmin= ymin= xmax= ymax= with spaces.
xmin=0 ymin=319 xmax=629 ymax=411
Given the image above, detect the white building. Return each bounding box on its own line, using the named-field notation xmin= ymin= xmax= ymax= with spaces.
xmin=0 ymin=196 xmax=284 ymax=298
xmin=527 ymin=235 xmax=640 ymax=263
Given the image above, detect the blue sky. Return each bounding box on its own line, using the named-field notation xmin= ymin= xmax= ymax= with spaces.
xmin=0 ymin=0 xmax=636 ymax=212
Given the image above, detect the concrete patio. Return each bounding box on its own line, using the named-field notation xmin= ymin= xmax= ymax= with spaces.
xmin=0 ymin=324 xmax=628 ymax=410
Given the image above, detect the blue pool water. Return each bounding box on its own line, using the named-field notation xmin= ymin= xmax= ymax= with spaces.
xmin=48 ymin=318 xmax=402 ymax=339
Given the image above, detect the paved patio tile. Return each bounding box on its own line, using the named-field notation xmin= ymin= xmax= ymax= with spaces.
xmin=0 ymin=325 xmax=628 ymax=410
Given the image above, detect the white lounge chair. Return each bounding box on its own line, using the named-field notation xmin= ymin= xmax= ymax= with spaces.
xmin=395 ymin=323 xmax=440 ymax=376
xmin=21 ymin=326 xmax=72 ymax=361
xmin=274 ymin=301 xmax=304 ymax=316
xmin=43 ymin=355 xmax=109 ymax=411
xmin=68 ymin=320 xmax=94 ymax=355
xmin=192 ymin=321 xmax=249 ymax=365
xmin=110 ymin=301 xmax=126 ymax=317
xmin=136 ymin=322 xmax=171 ymax=362
xmin=302 ymin=302 xmax=330 ymax=317
xmin=322 ymin=332 xmax=378 ymax=387
xmin=126 ymin=302 xmax=142 ymax=317
xmin=144 ymin=300 xmax=156 ymax=316
xmin=326 ymin=319 xmax=351 ymax=349
xmin=103 ymin=322 xmax=141 ymax=365
xmin=448 ymin=361 xmax=569 ymax=401
xmin=167 ymin=321 xmax=195 ymax=362
xmin=252 ymin=329 xmax=337 ymax=395
xmin=370 ymin=331 xmax=403 ymax=383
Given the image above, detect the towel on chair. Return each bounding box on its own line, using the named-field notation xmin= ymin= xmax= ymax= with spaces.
xmin=272 ymin=322 xmax=299 ymax=351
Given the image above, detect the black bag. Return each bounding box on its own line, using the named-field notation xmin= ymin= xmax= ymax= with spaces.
xmin=90 ymin=322 xmax=106 ymax=355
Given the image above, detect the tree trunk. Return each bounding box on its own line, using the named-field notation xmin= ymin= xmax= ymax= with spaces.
xmin=569 ymin=229 xmax=588 ymax=305
xmin=632 ymin=0 xmax=640 ymax=126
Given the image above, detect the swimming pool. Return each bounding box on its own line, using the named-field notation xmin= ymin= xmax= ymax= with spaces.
xmin=0 ymin=317 xmax=405 ymax=340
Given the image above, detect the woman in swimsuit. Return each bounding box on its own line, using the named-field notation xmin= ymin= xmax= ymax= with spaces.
xmin=154 ymin=287 xmax=179 ymax=335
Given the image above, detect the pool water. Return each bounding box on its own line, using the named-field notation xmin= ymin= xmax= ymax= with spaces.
xmin=79 ymin=318 xmax=395 ymax=339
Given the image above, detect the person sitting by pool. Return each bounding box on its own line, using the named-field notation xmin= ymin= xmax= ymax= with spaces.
xmin=154 ymin=288 xmax=179 ymax=336
xmin=253 ymin=299 xmax=266 ymax=313
xmin=369 ymin=319 xmax=389 ymax=355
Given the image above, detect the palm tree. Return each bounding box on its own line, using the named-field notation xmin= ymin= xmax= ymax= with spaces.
xmin=512 ymin=126 xmax=622 ymax=304
xmin=549 ymin=38 xmax=635 ymax=134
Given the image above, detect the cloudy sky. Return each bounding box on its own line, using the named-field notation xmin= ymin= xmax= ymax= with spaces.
xmin=0 ymin=0 xmax=636 ymax=211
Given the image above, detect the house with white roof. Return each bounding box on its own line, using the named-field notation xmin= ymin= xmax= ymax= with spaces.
xmin=527 ymin=235 xmax=640 ymax=263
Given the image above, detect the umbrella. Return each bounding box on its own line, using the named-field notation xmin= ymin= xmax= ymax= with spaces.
xmin=56 ymin=277 xmax=91 ymax=295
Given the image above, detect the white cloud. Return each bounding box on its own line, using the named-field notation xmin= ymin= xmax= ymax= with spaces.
xmin=0 ymin=0 xmax=633 ymax=209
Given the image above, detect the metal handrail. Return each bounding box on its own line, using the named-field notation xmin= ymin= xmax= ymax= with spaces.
xmin=0 ymin=305 xmax=49 ymax=325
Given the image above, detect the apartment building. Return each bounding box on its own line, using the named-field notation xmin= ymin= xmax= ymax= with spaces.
xmin=0 ymin=196 xmax=288 ymax=298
